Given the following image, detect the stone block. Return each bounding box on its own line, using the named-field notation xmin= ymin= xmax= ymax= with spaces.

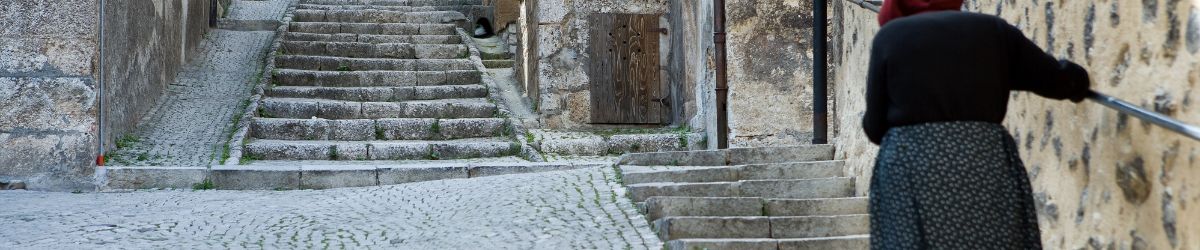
xmin=765 ymin=197 xmax=869 ymax=216
xmin=644 ymin=197 xmax=763 ymax=222
xmin=104 ymin=167 xmax=208 ymax=190
xmin=299 ymin=165 xmax=377 ymax=189
xmin=378 ymin=164 xmax=469 ymax=185
xmin=210 ymin=166 xmax=301 ymax=190
xmin=654 ymin=216 xmax=771 ymax=240
xmin=769 ymin=215 xmax=871 ymax=238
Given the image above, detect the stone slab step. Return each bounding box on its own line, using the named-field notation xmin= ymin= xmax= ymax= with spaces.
xmin=298 ymin=0 xmax=484 ymax=7
xmin=666 ymin=235 xmax=869 ymax=250
xmin=275 ymin=56 xmax=474 ymax=71
xmin=482 ymin=59 xmax=513 ymax=68
xmin=289 ymin=22 xmax=457 ymax=35
xmin=293 ymin=10 xmax=466 ymax=23
xmin=642 ymin=196 xmax=869 ymax=222
xmin=243 ymin=138 xmax=519 ymax=161
xmin=281 ymin=41 xmax=467 ymax=59
xmin=621 ymin=161 xmax=845 ymax=185
xmin=285 ymin=33 xmax=463 ymax=44
xmin=626 ymin=177 xmax=856 ymax=202
xmin=618 ymin=145 xmax=835 ymax=166
xmin=258 ymin=98 xmax=496 ymax=119
xmin=653 ymin=215 xmax=870 ymax=240
xmin=251 ymin=117 xmax=507 ymax=140
xmin=273 ymin=69 xmax=481 ymax=87
xmin=265 ymin=85 xmax=487 ymax=102
xmin=102 ymin=161 xmax=601 ymax=190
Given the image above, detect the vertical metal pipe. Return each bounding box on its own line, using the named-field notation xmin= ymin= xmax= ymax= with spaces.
xmin=812 ymin=0 xmax=828 ymax=144
xmin=97 ymin=0 xmax=106 ymax=166
xmin=714 ymin=0 xmax=730 ymax=149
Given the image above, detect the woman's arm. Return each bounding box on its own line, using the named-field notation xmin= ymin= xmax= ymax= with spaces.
xmin=863 ymin=42 xmax=889 ymax=145
xmin=1006 ymin=24 xmax=1091 ymax=102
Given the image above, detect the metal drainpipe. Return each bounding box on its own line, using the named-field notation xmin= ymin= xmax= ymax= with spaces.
xmin=97 ymin=0 xmax=106 ymax=166
xmin=714 ymin=0 xmax=730 ymax=149
xmin=812 ymin=0 xmax=828 ymax=144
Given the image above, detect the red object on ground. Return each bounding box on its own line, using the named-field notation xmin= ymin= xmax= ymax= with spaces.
xmin=878 ymin=0 xmax=965 ymax=26
xmin=96 ymin=154 xmax=105 ymax=166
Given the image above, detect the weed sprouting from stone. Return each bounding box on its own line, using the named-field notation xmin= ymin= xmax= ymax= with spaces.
xmin=240 ymin=153 xmax=261 ymax=165
xmin=508 ymin=142 xmax=522 ymax=155
xmin=430 ymin=119 xmax=441 ymax=135
xmin=337 ymin=64 xmax=351 ymax=71
xmin=374 ymin=125 xmax=386 ymax=140
xmin=116 ymin=134 xmax=140 ymax=149
xmin=525 ymin=131 xmax=535 ymax=144
xmin=630 ymin=143 xmax=641 ymax=152
xmin=678 ymin=133 xmax=688 ymax=148
xmin=192 ymin=179 xmax=215 ymax=190
xmin=137 ymin=153 xmax=149 ymax=161
xmin=428 ymin=145 xmax=440 ymax=160
xmin=328 ymin=146 xmax=339 ymax=160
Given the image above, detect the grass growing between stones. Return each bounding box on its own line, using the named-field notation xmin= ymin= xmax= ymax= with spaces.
xmin=115 ymin=134 xmax=141 ymax=149
xmin=525 ymin=131 xmax=535 ymax=144
xmin=192 ymin=179 xmax=215 ymax=190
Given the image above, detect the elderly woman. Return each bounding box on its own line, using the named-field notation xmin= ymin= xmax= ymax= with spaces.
xmin=864 ymin=0 xmax=1092 ymax=249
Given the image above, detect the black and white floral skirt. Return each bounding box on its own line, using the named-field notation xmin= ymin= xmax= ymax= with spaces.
xmin=870 ymin=121 xmax=1042 ymax=250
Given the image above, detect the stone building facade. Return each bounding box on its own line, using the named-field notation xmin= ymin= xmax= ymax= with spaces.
xmin=1 ymin=0 xmax=213 ymax=191
xmin=830 ymin=0 xmax=1200 ymax=248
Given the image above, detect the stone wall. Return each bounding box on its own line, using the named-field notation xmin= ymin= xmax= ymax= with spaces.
xmin=669 ymin=0 xmax=718 ymax=148
xmin=726 ymin=0 xmax=821 ymax=147
xmin=529 ymin=0 xmax=670 ymax=129
xmin=0 ymin=0 xmax=212 ymax=191
xmin=830 ymin=0 xmax=1200 ymax=248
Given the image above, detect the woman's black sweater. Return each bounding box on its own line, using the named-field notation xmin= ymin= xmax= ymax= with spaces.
xmin=864 ymin=11 xmax=1092 ymax=145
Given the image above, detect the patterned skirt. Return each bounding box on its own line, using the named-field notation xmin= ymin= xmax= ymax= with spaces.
xmin=869 ymin=121 xmax=1042 ymax=249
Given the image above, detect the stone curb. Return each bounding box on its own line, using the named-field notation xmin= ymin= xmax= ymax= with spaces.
xmin=225 ymin=1 xmax=301 ymax=166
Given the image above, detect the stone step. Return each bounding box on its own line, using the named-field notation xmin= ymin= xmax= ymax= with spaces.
xmin=293 ymin=10 xmax=466 ymax=23
xmin=275 ymin=56 xmax=474 ymax=71
xmin=618 ymin=145 xmax=836 ymax=166
xmin=653 ymin=215 xmax=870 ymax=241
xmin=298 ymin=0 xmax=484 ymax=7
xmin=273 ymin=69 xmax=481 ymax=87
xmin=285 ymin=33 xmax=463 ymax=44
xmin=289 ymin=22 xmax=457 ymax=35
xmin=251 ymin=117 xmax=507 ymax=140
xmin=281 ymin=41 xmax=467 ymax=59
xmin=626 ymin=177 xmax=856 ymax=202
xmin=642 ymin=196 xmax=870 ymax=222
xmin=258 ymin=98 xmax=497 ymax=119
xmin=265 ymin=85 xmax=488 ymax=102
xmin=482 ymin=59 xmax=513 ymax=68
xmin=534 ymin=130 xmax=706 ymax=156
xmin=666 ymin=235 xmax=870 ymax=250
xmin=620 ymin=161 xmax=845 ymax=185
xmin=243 ymin=138 xmax=519 ymax=161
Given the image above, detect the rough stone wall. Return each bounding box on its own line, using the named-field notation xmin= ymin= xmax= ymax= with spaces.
xmin=101 ymin=0 xmax=213 ymax=152
xmin=1 ymin=0 xmax=212 ymax=191
xmin=1 ymin=1 xmax=102 ymax=191
xmin=725 ymin=0 xmax=820 ymax=147
xmin=831 ymin=0 xmax=1200 ymax=248
xmin=531 ymin=0 xmax=669 ymax=129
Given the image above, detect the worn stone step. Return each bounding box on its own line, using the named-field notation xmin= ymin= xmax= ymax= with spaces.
xmin=285 ymin=33 xmax=463 ymax=44
xmin=258 ymin=98 xmax=497 ymax=119
xmin=534 ymin=130 xmax=706 ymax=156
xmin=482 ymin=59 xmax=513 ymax=68
xmin=293 ymin=10 xmax=466 ymax=23
xmin=626 ymin=177 xmax=856 ymax=202
xmin=666 ymin=235 xmax=869 ymax=250
xmin=281 ymin=41 xmax=467 ymax=59
xmin=265 ymin=85 xmax=488 ymax=102
xmin=289 ymin=22 xmax=457 ymax=35
xmin=298 ymin=0 xmax=484 ymax=7
xmin=251 ymin=117 xmax=507 ymax=140
xmin=618 ymin=145 xmax=836 ymax=166
xmin=621 ymin=161 xmax=845 ymax=185
xmin=203 ymin=161 xmax=600 ymax=190
xmin=273 ymin=69 xmax=481 ymax=87
xmin=243 ymin=138 xmax=519 ymax=161
xmin=641 ymin=196 xmax=870 ymax=222
xmin=653 ymin=215 xmax=869 ymax=240
xmin=275 ymin=56 xmax=474 ymax=71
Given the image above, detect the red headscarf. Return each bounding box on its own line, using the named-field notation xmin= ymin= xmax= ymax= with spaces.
xmin=877 ymin=0 xmax=965 ymax=26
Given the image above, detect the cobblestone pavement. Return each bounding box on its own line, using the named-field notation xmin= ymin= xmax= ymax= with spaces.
xmin=107 ymin=30 xmax=273 ymax=166
xmin=0 ymin=168 xmax=661 ymax=249
xmin=107 ymin=0 xmax=292 ymax=166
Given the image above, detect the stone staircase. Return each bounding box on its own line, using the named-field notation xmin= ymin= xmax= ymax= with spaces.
xmin=616 ymin=145 xmax=870 ymax=249
xmin=243 ymin=0 xmax=518 ymax=163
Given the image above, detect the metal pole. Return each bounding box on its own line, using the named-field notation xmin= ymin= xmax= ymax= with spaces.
xmin=812 ymin=0 xmax=828 ymax=144
xmin=714 ymin=0 xmax=730 ymax=149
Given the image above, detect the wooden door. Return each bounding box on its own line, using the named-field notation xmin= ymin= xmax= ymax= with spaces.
xmin=588 ymin=13 xmax=665 ymax=124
